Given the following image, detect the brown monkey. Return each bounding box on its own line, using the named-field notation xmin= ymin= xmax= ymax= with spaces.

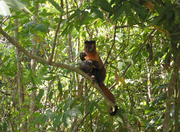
xmin=79 ymin=40 xmax=118 ymax=115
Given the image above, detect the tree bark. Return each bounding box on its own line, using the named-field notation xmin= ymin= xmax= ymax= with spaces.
xmin=30 ymin=1 xmax=39 ymax=113
xmin=14 ymin=18 xmax=27 ymax=132
xmin=163 ymin=46 xmax=180 ymax=132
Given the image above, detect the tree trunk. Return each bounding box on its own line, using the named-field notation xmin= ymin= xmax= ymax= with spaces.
xmin=14 ymin=18 xmax=27 ymax=132
xmin=163 ymin=42 xmax=180 ymax=132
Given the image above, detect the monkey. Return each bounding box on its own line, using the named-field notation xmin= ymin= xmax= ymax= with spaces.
xmin=79 ymin=40 xmax=118 ymax=115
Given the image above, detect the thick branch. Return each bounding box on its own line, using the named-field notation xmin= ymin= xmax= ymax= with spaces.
xmin=0 ymin=26 xmax=114 ymax=105
xmin=0 ymin=26 xmax=75 ymax=71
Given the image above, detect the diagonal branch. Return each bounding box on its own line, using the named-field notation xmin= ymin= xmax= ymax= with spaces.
xmin=0 ymin=26 xmax=114 ymax=106
xmin=0 ymin=26 xmax=74 ymax=71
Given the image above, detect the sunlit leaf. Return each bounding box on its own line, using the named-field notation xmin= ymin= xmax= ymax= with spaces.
xmin=0 ymin=1 xmax=11 ymax=16
xmin=5 ymin=0 xmax=31 ymax=14
xmin=47 ymin=0 xmax=63 ymax=12
xmin=34 ymin=23 xmax=49 ymax=33
xmin=36 ymin=89 xmax=44 ymax=102
xmin=93 ymin=0 xmax=112 ymax=13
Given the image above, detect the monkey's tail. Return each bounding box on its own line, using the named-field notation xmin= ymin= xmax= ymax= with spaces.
xmin=98 ymin=82 xmax=118 ymax=116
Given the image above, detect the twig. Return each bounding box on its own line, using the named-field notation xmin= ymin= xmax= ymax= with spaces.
xmin=104 ymin=22 xmax=117 ymax=65
xmin=122 ymin=30 xmax=156 ymax=77
xmin=107 ymin=30 xmax=156 ymax=92
xmin=85 ymin=26 xmax=92 ymax=39
xmin=0 ymin=17 xmax=9 ymax=26
xmin=49 ymin=16 xmax=62 ymax=62
xmin=115 ymin=25 xmax=139 ymax=29
xmin=49 ymin=0 xmax=64 ymax=62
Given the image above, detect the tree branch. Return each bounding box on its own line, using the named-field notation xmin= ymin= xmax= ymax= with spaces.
xmin=0 ymin=26 xmax=75 ymax=71
xmin=104 ymin=22 xmax=117 ymax=65
xmin=49 ymin=16 xmax=62 ymax=62
xmin=0 ymin=26 xmax=114 ymax=106
xmin=49 ymin=0 xmax=64 ymax=62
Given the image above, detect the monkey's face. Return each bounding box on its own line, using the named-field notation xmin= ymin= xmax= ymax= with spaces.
xmin=84 ymin=41 xmax=96 ymax=53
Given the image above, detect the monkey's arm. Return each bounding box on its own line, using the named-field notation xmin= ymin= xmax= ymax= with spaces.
xmin=79 ymin=60 xmax=94 ymax=73
xmin=80 ymin=52 xmax=87 ymax=61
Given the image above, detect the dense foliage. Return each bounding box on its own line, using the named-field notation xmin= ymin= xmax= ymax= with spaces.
xmin=0 ymin=0 xmax=179 ymax=131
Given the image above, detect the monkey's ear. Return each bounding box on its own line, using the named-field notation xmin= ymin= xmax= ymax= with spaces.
xmin=84 ymin=40 xmax=96 ymax=44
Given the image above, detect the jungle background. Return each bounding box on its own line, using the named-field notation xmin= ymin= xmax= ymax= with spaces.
xmin=0 ymin=0 xmax=179 ymax=132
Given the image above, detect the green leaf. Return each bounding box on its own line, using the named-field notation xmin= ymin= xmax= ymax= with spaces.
xmin=58 ymin=80 xmax=63 ymax=95
xmin=174 ymin=7 xmax=180 ymax=24
xmin=5 ymin=0 xmax=31 ymax=14
xmin=134 ymin=5 xmax=148 ymax=21
xmin=93 ymin=0 xmax=112 ymax=13
xmin=32 ymin=112 xmax=47 ymax=125
xmin=36 ymin=89 xmax=44 ymax=102
xmin=61 ymin=24 xmax=74 ymax=36
xmin=47 ymin=0 xmax=63 ymax=12
xmin=34 ymin=24 xmax=49 ymax=33
xmin=48 ymin=90 xmax=53 ymax=100
xmin=112 ymin=0 xmax=124 ymax=20
xmin=6 ymin=0 xmax=25 ymax=9
xmin=53 ymin=114 xmax=62 ymax=127
xmin=91 ymin=7 xmax=104 ymax=19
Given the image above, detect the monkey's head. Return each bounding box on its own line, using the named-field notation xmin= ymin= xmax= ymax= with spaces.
xmin=84 ymin=40 xmax=96 ymax=53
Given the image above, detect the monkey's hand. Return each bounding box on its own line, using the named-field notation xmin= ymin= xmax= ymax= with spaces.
xmin=80 ymin=52 xmax=87 ymax=61
xmin=85 ymin=60 xmax=93 ymax=65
